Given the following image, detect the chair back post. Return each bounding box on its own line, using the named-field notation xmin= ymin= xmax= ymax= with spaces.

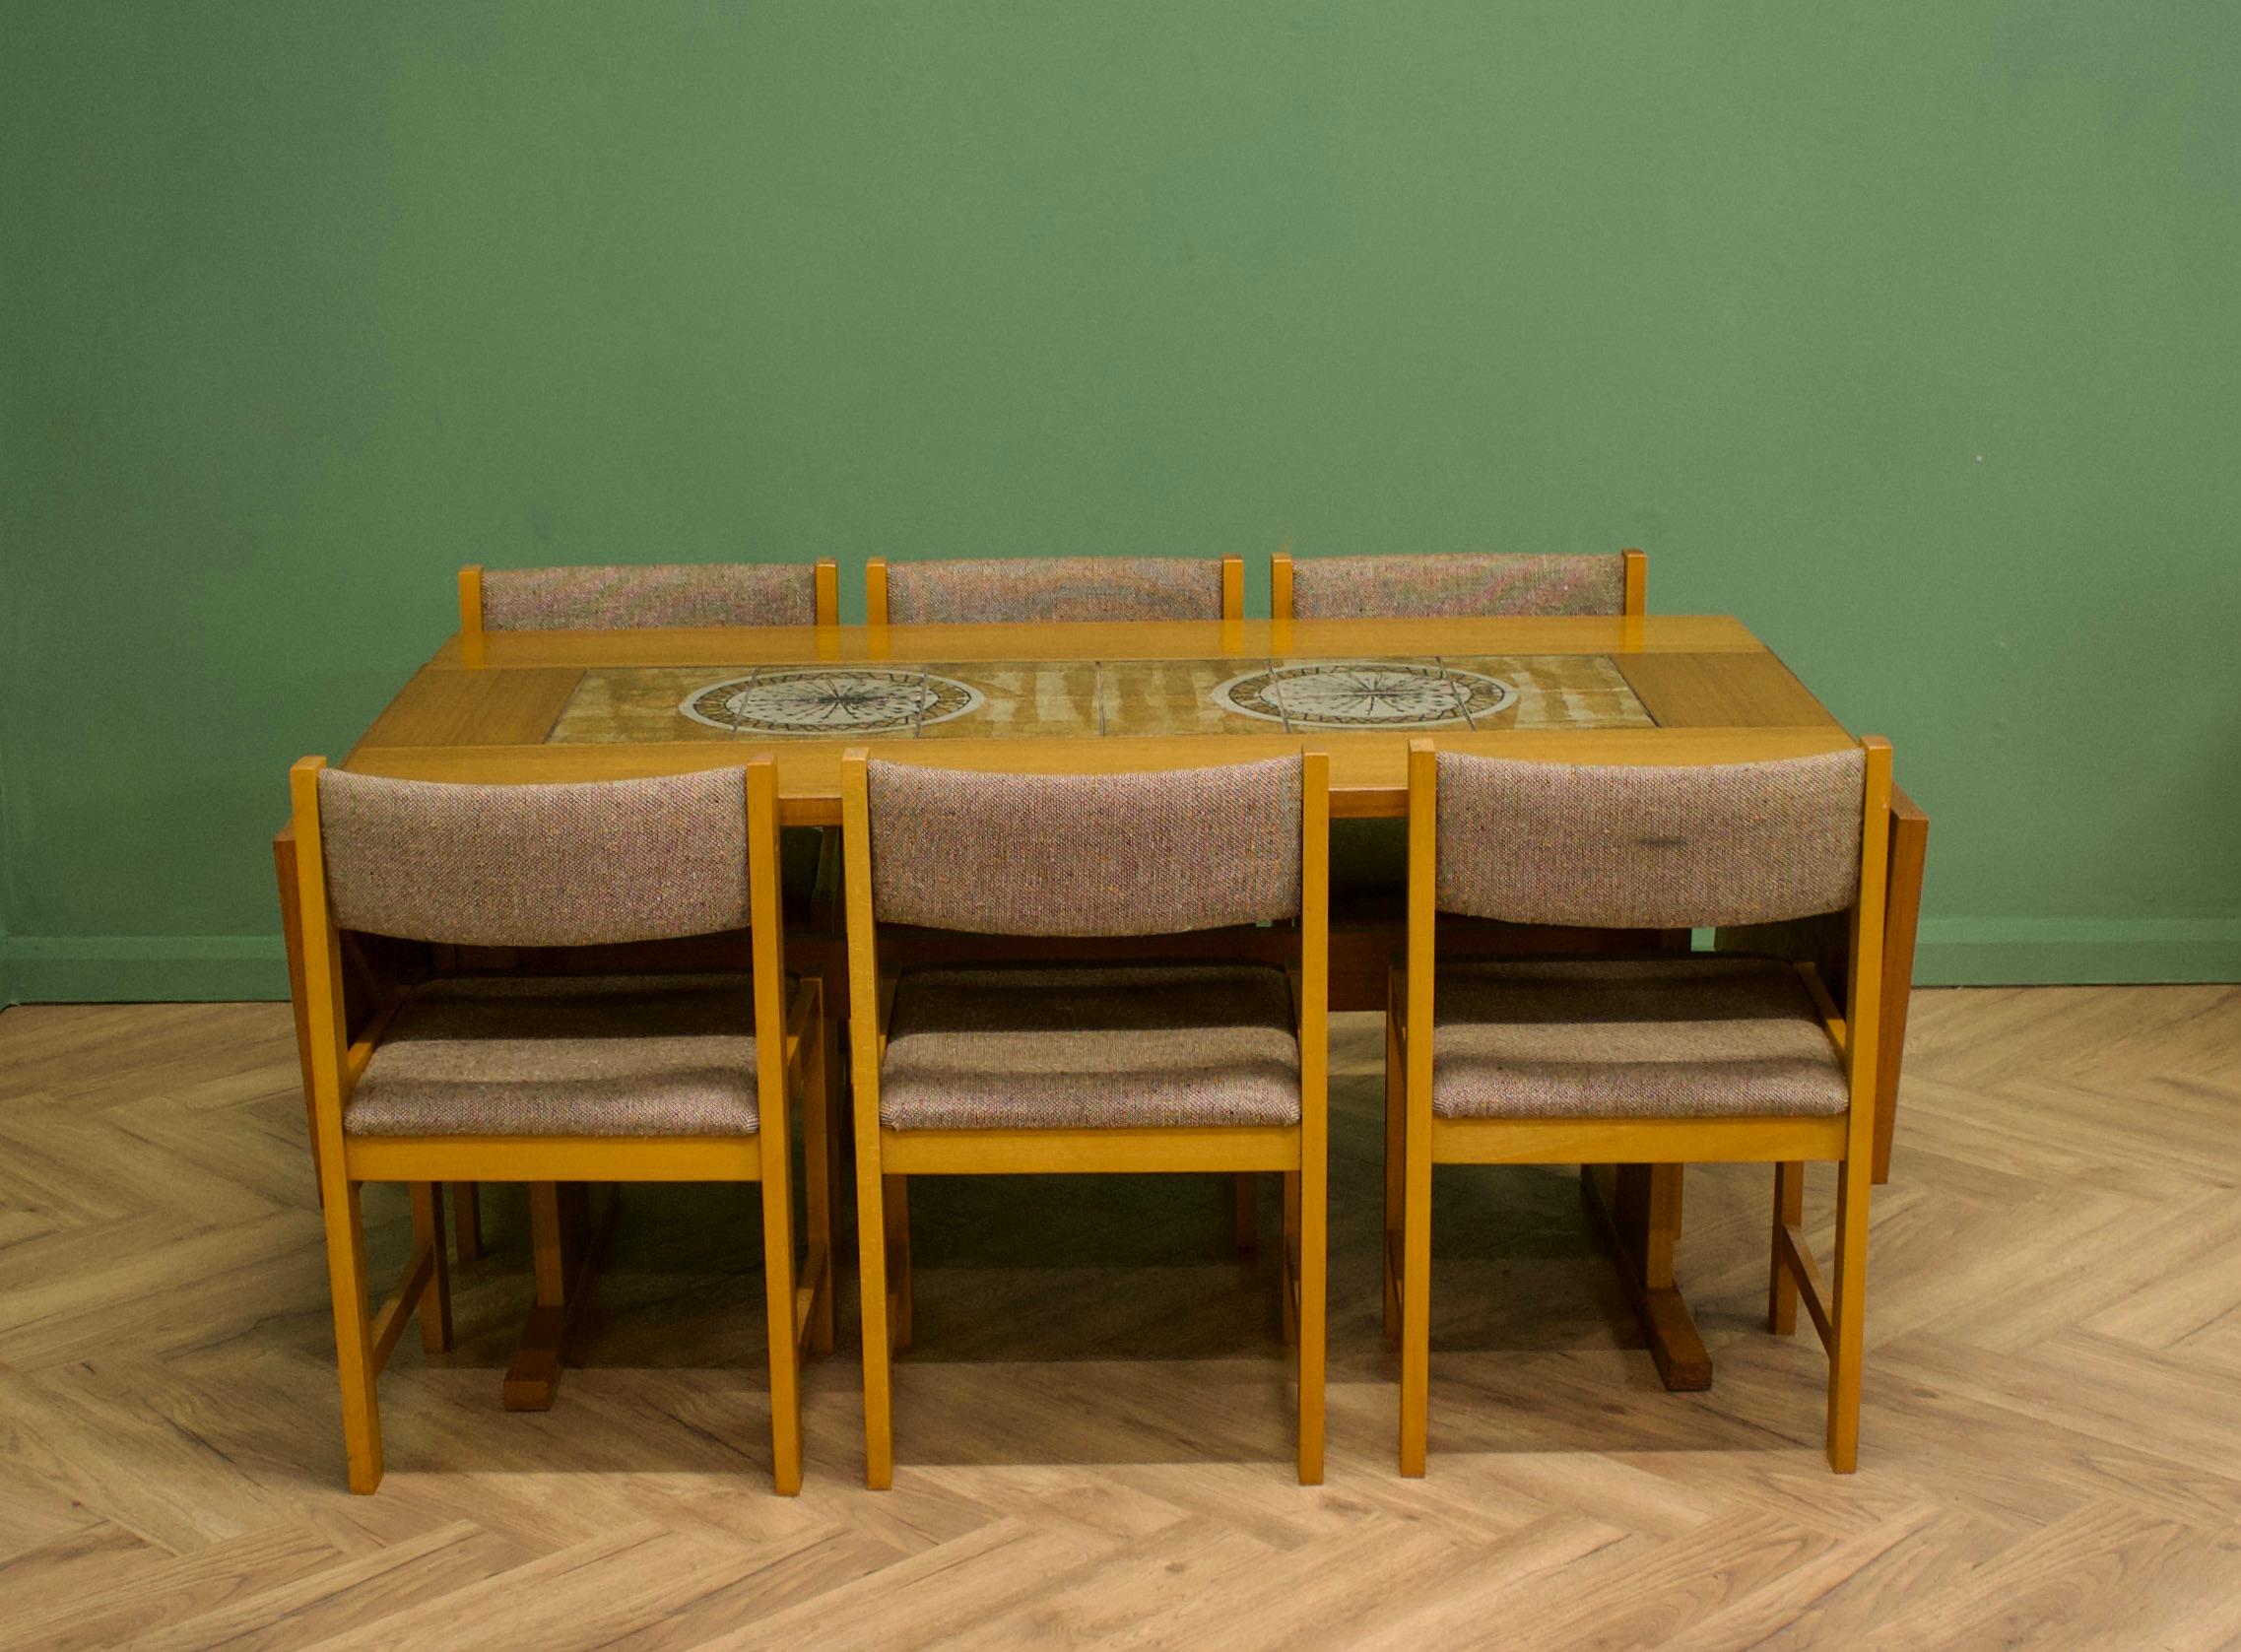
xmin=1297 ymin=746 xmax=1332 ymax=1484
xmin=1399 ymin=736 xmax=1438 ymax=1475
xmin=1271 ymin=547 xmax=1295 ymax=623
xmin=837 ymin=743 xmax=895 ymax=1484
xmin=291 ymin=753 xmax=387 ymax=1489
xmin=865 ymin=560 xmax=890 ymax=627
xmin=1220 ymin=555 xmax=1245 ymax=621
xmin=813 ymin=561 xmax=839 ymax=628
xmin=745 ymin=755 xmax=789 ymax=1109
xmin=289 ymin=757 xmax=354 ymax=1180
xmin=1298 ymin=749 xmax=1331 ymax=1117
xmin=839 ymin=744 xmax=884 ymax=1097
xmin=1403 ymin=739 xmax=1437 ymax=1091
xmin=457 ymin=566 xmax=487 ymax=669
xmin=1622 ymin=548 xmax=1647 ymax=617
xmin=1844 ymin=738 xmax=1895 ymax=1149
xmin=744 ymin=755 xmax=800 ymax=1325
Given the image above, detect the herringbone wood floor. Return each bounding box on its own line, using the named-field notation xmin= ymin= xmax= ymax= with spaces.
xmin=2 ymin=988 xmax=2237 ymax=1650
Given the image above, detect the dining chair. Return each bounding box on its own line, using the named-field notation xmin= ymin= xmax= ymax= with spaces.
xmin=458 ymin=559 xmax=839 ymax=661
xmin=1390 ymin=736 xmax=1892 ymax=1474
xmin=861 ymin=551 xmax=1257 ymax=1249
xmin=841 ymin=749 xmax=1330 ymax=1487
xmin=865 ymin=555 xmax=1244 ymax=625
xmin=443 ymin=559 xmax=839 ymax=1271
xmin=287 ymin=758 xmax=831 ymax=1493
xmin=1270 ymin=547 xmax=1645 ymax=621
xmin=1268 ymin=545 xmax=1652 ymax=1009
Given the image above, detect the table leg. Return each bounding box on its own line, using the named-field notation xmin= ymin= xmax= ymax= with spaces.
xmin=450 ymin=1181 xmax=484 ymax=1263
xmin=503 ymin=1182 xmax=615 ymax=1411
xmin=1581 ymin=1163 xmax=1713 ymax=1391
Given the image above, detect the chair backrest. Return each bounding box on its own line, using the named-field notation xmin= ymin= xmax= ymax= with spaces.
xmin=871 ymin=556 xmax=1238 ymax=626
xmin=860 ymin=756 xmax=1303 ymax=936
xmin=1429 ymin=747 xmax=1867 ymax=930
xmin=1281 ymin=551 xmax=1637 ymax=620
xmin=314 ymin=766 xmax=751 ymax=948
xmin=470 ymin=562 xmax=828 ymax=632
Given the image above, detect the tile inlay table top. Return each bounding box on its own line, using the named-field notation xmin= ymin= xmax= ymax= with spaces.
xmin=348 ymin=615 xmax=1850 ymax=822
xmin=548 ymin=654 xmax=1653 ymax=744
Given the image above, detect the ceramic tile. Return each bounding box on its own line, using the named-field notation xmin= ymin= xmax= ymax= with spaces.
xmin=1096 ymin=658 xmax=1283 ymax=737
xmin=909 ymin=662 xmax=1100 ymax=741
xmin=548 ymin=667 xmax=745 ymax=744
xmin=1436 ymin=653 xmax=1654 ymax=730
xmin=1236 ymin=657 xmax=1488 ymax=732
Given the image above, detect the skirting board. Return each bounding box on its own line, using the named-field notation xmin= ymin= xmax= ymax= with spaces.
xmin=2 ymin=919 xmax=2238 ymax=1007
xmin=1 ymin=935 xmax=290 ymax=1006
xmin=1912 ymin=917 xmax=2241 ymax=987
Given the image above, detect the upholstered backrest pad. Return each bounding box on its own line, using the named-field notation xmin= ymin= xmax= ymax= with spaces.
xmin=1434 ymin=748 xmax=1866 ymax=929
xmin=317 ymin=767 xmax=750 ymax=947
xmin=1291 ymin=554 xmax=1625 ymax=620
xmin=866 ymin=756 xmax=1301 ymax=936
xmin=481 ymin=563 xmax=816 ymax=630
xmin=885 ymin=558 xmax=1223 ymax=625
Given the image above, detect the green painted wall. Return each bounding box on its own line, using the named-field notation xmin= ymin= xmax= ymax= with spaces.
xmin=3 ymin=2 xmax=2237 ymax=1002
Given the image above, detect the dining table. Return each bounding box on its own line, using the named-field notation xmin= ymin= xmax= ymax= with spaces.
xmin=274 ymin=611 xmax=1928 ymax=1404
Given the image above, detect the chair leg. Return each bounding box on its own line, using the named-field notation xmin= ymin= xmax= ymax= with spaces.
xmin=760 ymin=1146 xmax=803 ymax=1496
xmin=1382 ymin=1008 xmax=1403 ymax=1339
xmin=451 ymin=1181 xmax=483 ymax=1264
xmin=1399 ymin=1137 xmax=1432 ymax=1478
xmin=802 ymin=1006 xmax=836 ymax=1356
xmin=410 ymin=1182 xmax=452 ymax=1355
xmin=320 ymin=1180 xmax=383 ymax=1493
xmin=1826 ymin=1149 xmax=1874 ymax=1472
xmin=854 ymin=1145 xmax=894 ymax=1489
xmin=1232 ymin=1173 xmax=1258 ymax=1255
xmin=1769 ymin=1160 xmax=1805 ymax=1335
xmin=883 ymin=1175 xmax=913 ymax=1351
xmin=1279 ymin=1172 xmax=1300 ymax=1345
xmin=1296 ymin=1151 xmax=1327 ymax=1486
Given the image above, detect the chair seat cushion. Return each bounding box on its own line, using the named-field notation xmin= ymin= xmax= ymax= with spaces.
xmin=880 ymin=964 xmax=1300 ymax=1132
xmin=1431 ymin=956 xmax=1848 ymax=1120
xmin=346 ymin=974 xmax=758 ymax=1138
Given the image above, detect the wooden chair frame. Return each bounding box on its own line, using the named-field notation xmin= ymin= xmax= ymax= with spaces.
xmin=863 ymin=551 xmax=1256 ymax=1250
xmin=1271 ymin=545 xmax=1647 ymax=621
xmin=289 ymin=755 xmax=832 ymax=1494
xmin=1388 ymin=734 xmax=1892 ymax=1475
xmin=457 ymin=559 xmax=840 ymax=667
xmin=865 ymin=555 xmax=1246 ymax=626
xmin=840 ymin=746 xmax=1330 ymax=1487
xmin=447 ymin=559 xmax=838 ymax=1301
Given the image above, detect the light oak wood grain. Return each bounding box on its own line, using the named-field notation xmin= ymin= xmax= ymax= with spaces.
xmin=1 ymin=987 xmax=2237 ymax=1645
xmin=1615 ymin=649 xmax=1837 ymax=728
xmin=355 ymin=665 xmax=585 ymax=751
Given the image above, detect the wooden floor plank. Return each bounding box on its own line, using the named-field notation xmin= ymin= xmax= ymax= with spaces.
xmin=0 ymin=986 xmax=2234 ymax=1646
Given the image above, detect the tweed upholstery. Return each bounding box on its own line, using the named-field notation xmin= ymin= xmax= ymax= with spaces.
xmin=884 ymin=558 xmax=1224 ymax=624
xmin=481 ymin=563 xmax=817 ymax=630
xmin=317 ymin=766 xmax=750 ymax=948
xmin=880 ymin=964 xmax=1299 ymax=1131
xmin=865 ymin=756 xmax=1301 ymax=937
xmin=1290 ymin=554 xmax=1626 ymax=620
xmin=345 ymin=974 xmax=758 ymax=1137
xmin=1434 ymin=749 xmax=1865 ymax=929
xmin=1430 ymin=957 xmax=1849 ymax=1119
